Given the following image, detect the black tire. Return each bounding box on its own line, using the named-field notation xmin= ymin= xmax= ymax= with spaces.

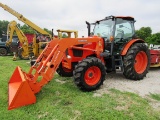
xmin=30 ymin=59 xmax=36 ymax=66
xmin=0 ymin=48 xmax=8 ymax=56
xmin=123 ymin=43 xmax=150 ymax=80
xmin=56 ymin=62 xmax=73 ymax=77
xmin=73 ymin=57 xmax=106 ymax=91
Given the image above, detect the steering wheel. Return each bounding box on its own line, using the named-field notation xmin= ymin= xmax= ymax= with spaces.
xmin=102 ymin=32 xmax=107 ymax=36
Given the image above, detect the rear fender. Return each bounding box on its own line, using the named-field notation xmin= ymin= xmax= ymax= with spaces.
xmin=121 ymin=39 xmax=145 ymax=56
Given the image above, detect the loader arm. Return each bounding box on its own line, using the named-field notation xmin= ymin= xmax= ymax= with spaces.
xmin=8 ymin=37 xmax=103 ymax=110
xmin=0 ymin=2 xmax=51 ymax=38
xmin=6 ymin=21 xmax=29 ymax=58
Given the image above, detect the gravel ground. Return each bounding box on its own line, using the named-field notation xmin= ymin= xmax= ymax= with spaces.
xmin=93 ymin=67 xmax=160 ymax=109
xmin=100 ymin=67 xmax=160 ymax=97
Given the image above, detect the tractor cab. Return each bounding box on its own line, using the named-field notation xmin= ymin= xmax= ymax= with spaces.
xmin=86 ymin=16 xmax=136 ymax=54
xmin=86 ymin=16 xmax=146 ymax=73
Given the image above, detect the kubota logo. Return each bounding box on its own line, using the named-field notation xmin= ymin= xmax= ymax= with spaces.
xmin=78 ymin=40 xmax=87 ymax=42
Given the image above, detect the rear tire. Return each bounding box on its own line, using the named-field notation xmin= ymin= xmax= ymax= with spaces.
xmin=0 ymin=48 xmax=7 ymax=56
xmin=73 ymin=57 xmax=106 ymax=91
xmin=123 ymin=43 xmax=150 ymax=80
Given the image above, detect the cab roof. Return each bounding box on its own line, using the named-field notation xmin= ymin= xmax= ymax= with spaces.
xmin=96 ymin=15 xmax=135 ymax=23
xmin=111 ymin=16 xmax=134 ymax=21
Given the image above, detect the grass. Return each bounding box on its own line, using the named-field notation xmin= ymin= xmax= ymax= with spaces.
xmin=0 ymin=56 xmax=160 ymax=120
xmin=150 ymin=93 xmax=160 ymax=101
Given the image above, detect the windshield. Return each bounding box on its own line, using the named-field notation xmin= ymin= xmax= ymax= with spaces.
xmin=93 ymin=19 xmax=113 ymax=38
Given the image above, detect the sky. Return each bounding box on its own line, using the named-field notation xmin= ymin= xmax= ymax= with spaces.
xmin=0 ymin=0 xmax=160 ymax=37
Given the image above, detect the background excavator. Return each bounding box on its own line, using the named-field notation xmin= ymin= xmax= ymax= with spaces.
xmin=8 ymin=16 xmax=150 ymax=110
xmin=6 ymin=20 xmax=78 ymax=60
xmin=0 ymin=2 xmax=52 ymax=60
xmin=0 ymin=2 xmax=78 ymax=60
xmin=0 ymin=3 xmax=52 ymax=38
xmin=6 ymin=20 xmax=51 ymax=60
xmin=6 ymin=20 xmax=31 ymax=60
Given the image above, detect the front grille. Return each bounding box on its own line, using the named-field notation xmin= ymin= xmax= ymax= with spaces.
xmin=73 ymin=49 xmax=83 ymax=57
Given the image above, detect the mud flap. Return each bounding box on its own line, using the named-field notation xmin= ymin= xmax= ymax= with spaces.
xmin=8 ymin=66 xmax=36 ymax=110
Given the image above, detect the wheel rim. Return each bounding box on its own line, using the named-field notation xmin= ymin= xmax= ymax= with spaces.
xmin=84 ymin=66 xmax=101 ymax=86
xmin=0 ymin=49 xmax=7 ymax=55
xmin=134 ymin=51 xmax=148 ymax=74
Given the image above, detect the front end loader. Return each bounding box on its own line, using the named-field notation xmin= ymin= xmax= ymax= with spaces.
xmin=8 ymin=37 xmax=104 ymax=110
xmin=8 ymin=16 xmax=150 ymax=110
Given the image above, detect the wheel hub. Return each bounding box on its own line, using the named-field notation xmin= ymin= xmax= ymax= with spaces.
xmin=88 ymin=72 xmax=93 ymax=78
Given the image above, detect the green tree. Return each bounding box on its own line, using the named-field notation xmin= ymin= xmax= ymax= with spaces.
xmin=20 ymin=24 xmax=36 ymax=34
xmin=0 ymin=20 xmax=51 ymax=37
xmin=62 ymin=33 xmax=68 ymax=38
xmin=136 ymin=27 xmax=152 ymax=40
xmin=146 ymin=33 xmax=160 ymax=45
xmin=0 ymin=20 xmax=9 ymax=37
xmin=44 ymin=28 xmax=52 ymax=34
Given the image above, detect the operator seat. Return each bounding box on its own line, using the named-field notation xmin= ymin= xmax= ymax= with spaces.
xmin=115 ymin=31 xmax=124 ymax=42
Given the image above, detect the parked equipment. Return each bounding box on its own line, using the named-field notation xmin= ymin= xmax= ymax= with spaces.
xmin=0 ymin=2 xmax=52 ymax=59
xmin=150 ymin=44 xmax=160 ymax=67
xmin=6 ymin=20 xmax=79 ymax=61
xmin=6 ymin=20 xmax=51 ymax=60
xmin=0 ymin=35 xmax=19 ymax=56
xmin=0 ymin=3 xmax=78 ymax=60
xmin=8 ymin=16 xmax=150 ymax=110
xmin=57 ymin=29 xmax=78 ymax=38
xmin=0 ymin=2 xmax=51 ymax=39
xmin=6 ymin=20 xmax=30 ymax=60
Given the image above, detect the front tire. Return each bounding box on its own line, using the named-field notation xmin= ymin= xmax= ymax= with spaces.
xmin=73 ymin=57 xmax=106 ymax=91
xmin=123 ymin=43 xmax=150 ymax=80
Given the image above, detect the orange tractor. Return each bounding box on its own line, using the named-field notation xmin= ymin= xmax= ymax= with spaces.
xmin=8 ymin=16 xmax=150 ymax=110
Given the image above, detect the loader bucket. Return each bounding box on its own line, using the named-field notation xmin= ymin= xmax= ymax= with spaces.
xmin=8 ymin=66 xmax=36 ymax=110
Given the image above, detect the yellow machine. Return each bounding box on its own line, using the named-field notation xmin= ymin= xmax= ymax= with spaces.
xmin=57 ymin=29 xmax=78 ymax=38
xmin=6 ymin=20 xmax=30 ymax=60
xmin=0 ymin=3 xmax=78 ymax=60
xmin=0 ymin=2 xmax=52 ymax=60
xmin=0 ymin=3 xmax=51 ymax=38
xmin=6 ymin=21 xmax=79 ymax=60
xmin=0 ymin=2 xmax=78 ymax=40
xmin=6 ymin=20 xmax=50 ymax=60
